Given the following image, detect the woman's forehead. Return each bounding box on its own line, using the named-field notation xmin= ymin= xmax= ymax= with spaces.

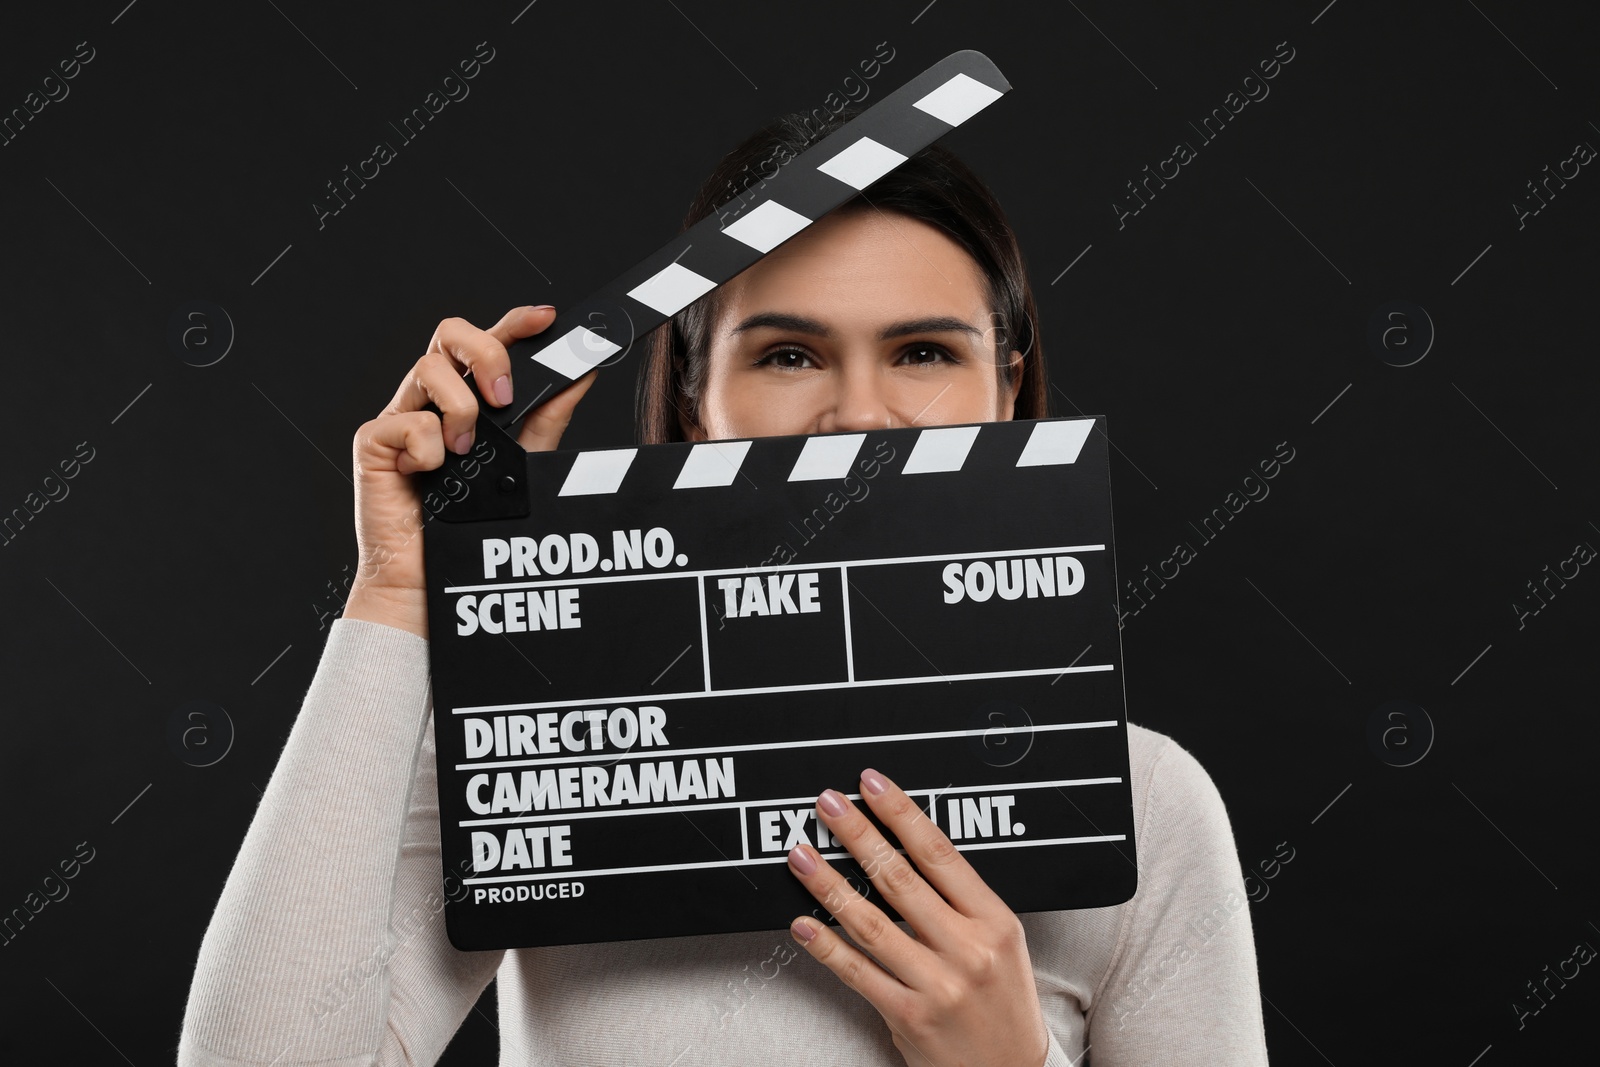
xmin=712 ymin=209 xmax=992 ymax=333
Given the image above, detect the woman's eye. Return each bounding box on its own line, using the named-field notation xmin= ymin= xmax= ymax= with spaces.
xmin=901 ymin=344 xmax=955 ymax=366
xmin=756 ymin=348 xmax=814 ymax=370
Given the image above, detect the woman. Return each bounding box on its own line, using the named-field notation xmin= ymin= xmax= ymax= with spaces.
xmin=178 ymin=111 xmax=1270 ymax=1066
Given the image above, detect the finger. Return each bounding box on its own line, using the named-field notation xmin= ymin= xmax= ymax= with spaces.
xmin=813 ymin=788 xmax=961 ymax=949
xmin=354 ymin=410 xmax=445 ymax=477
xmin=485 ymin=304 xmax=556 ymax=349
xmin=516 ymin=368 xmax=597 ymax=453
xmin=385 ymin=310 xmax=557 ymax=453
xmin=786 ymin=842 xmax=930 ymax=987
xmin=479 ymin=305 xmax=559 ymax=412
xmin=858 ymin=769 xmax=1007 ymax=921
xmin=788 ymin=915 xmax=913 ymax=1023
xmin=385 ymin=349 xmax=483 ymax=457
xmin=433 ymin=310 xmax=555 ymax=414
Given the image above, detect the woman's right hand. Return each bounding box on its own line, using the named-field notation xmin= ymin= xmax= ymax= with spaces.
xmin=344 ymin=305 xmax=597 ymax=640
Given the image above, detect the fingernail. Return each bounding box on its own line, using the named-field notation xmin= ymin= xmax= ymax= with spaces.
xmin=817 ymin=789 xmax=846 ymax=817
xmin=531 ymin=304 xmax=554 ymax=312
xmin=861 ymin=769 xmax=888 ymax=796
xmin=453 ymin=432 xmax=473 ymax=455
xmin=787 ymin=845 xmax=817 ymax=876
xmin=790 ymin=918 xmax=818 ymax=943
xmin=493 ymin=374 xmax=513 ymax=406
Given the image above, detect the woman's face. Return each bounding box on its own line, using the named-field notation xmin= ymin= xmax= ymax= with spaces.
xmin=682 ymin=208 xmax=1021 ymax=441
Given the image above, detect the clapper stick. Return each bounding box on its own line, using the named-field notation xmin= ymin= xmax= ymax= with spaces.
xmin=417 ymin=50 xmax=1010 ymax=521
xmin=410 ymin=49 xmax=1138 ymax=949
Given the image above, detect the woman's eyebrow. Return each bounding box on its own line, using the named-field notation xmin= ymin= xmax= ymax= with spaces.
xmin=878 ymin=315 xmax=983 ymax=340
xmin=730 ymin=312 xmax=982 ymax=340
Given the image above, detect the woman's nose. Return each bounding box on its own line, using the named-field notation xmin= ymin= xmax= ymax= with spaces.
xmin=821 ymin=369 xmax=898 ymax=433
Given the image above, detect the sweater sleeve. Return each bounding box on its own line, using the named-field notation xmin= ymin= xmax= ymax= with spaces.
xmin=1085 ymin=737 xmax=1270 ymax=1065
xmin=177 ymin=617 xmax=505 ymax=1067
xmin=1042 ymin=1028 xmax=1079 ymax=1067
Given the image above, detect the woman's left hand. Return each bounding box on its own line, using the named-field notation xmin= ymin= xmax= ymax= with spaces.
xmin=786 ymin=768 xmax=1050 ymax=1067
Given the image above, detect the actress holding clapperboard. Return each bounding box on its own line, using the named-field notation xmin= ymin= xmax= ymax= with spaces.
xmin=179 ymin=55 xmax=1269 ymax=1067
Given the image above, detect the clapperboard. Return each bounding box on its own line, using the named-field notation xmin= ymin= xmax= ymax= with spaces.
xmin=417 ymin=51 xmax=1137 ymax=950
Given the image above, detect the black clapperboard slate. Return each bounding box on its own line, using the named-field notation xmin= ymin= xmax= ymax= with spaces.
xmin=415 ymin=52 xmax=1137 ymax=949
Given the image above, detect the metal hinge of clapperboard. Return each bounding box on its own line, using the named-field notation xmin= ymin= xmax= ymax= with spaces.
xmin=415 ymin=49 xmax=1012 ymax=523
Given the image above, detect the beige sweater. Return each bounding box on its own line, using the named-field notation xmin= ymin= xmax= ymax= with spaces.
xmin=177 ymin=617 xmax=1269 ymax=1066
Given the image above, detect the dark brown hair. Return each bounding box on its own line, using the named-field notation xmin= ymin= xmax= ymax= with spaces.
xmin=635 ymin=108 xmax=1051 ymax=445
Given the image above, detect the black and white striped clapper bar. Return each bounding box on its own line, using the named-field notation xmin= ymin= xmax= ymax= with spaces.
xmin=418 ymin=52 xmax=1137 ymax=950
xmin=464 ymin=50 xmax=1009 ymax=443
xmin=416 ymin=50 xmax=1020 ymax=522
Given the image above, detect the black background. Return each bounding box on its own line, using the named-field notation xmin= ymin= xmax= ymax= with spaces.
xmin=1 ymin=0 xmax=1596 ymax=1064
